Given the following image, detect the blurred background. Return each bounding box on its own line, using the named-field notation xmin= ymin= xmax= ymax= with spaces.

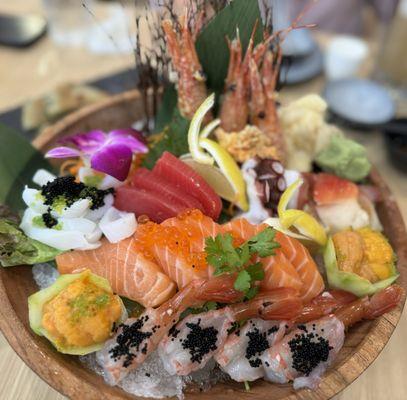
xmin=0 ymin=0 xmax=406 ymax=399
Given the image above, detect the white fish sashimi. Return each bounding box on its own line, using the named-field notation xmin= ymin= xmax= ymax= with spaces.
xmin=32 ymin=169 xmax=56 ymax=187
xmin=99 ymin=207 xmax=137 ymax=243
xmin=22 ymin=187 xmax=48 ymax=214
xmin=86 ymin=194 xmax=114 ymax=221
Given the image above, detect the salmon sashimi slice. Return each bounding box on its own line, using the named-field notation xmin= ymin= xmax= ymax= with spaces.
xmin=162 ymin=209 xmax=221 ymax=253
xmin=260 ymin=250 xmax=303 ymax=292
xmin=313 ymin=173 xmax=359 ymax=206
xmin=153 ymin=152 xmax=222 ymax=220
xmin=114 ymin=186 xmax=187 ymax=223
xmin=275 ymin=231 xmax=325 ymax=302
xmin=220 ymin=218 xmax=324 ymax=299
xmin=56 ymin=237 xmax=176 ymax=307
xmin=132 ymin=168 xmax=205 ymax=212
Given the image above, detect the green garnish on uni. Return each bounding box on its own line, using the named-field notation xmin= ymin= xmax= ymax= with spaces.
xmin=205 ymin=227 xmax=280 ymax=299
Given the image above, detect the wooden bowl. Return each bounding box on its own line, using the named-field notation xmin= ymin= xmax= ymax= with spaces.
xmin=0 ymin=90 xmax=406 ymax=400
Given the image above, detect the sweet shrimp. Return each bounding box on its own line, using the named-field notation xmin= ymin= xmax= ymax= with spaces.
xmin=262 ymin=285 xmax=404 ymax=390
xmin=215 ymin=289 xmax=357 ymax=382
xmin=158 ymin=288 xmax=302 ymax=376
xmin=98 ymin=275 xmax=242 ymax=385
xmin=162 ymin=15 xmax=210 ymax=121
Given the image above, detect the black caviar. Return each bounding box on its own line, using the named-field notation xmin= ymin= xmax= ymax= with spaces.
xmin=288 ymin=325 xmax=333 ymax=376
xmin=40 ymin=175 xmax=113 ymax=211
xmin=245 ymin=326 xmax=270 ymax=368
xmin=41 ymin=209 xmax=58 ymax=228
xmin=109 ymin=315 xmax=152 ymax=368
xmin=181 ymin=318 xmax=219 ymax=364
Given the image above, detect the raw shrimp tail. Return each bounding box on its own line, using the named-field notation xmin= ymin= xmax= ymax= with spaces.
xmin=162 ymin=16 xmax=209 ymax=121
xmin=156 ymin=278 xmax=207 ymax=325
xmin=335 ymin=285 xmax=404 ymax=328
xmin=295 ymin=290 xmax=358 ymax=324
xmin=232 ymin=288 xmax=302 ymax=321
xmin=194 ymin=274 xmax=243 ymax=303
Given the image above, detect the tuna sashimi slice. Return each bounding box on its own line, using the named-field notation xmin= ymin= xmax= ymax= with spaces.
xmin=115 ymin=186 xmax=187 ymax=223
xmin=132 ymin=168 xmax=205 ymax=212
xmin=152 ymin=151 xmax=222 ymax=220
xmin=313 ymin=173 xmax=359 ymax=206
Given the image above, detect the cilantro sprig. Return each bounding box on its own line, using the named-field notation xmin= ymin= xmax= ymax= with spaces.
xmin=205 ymin=227 xmax=280 ymax=299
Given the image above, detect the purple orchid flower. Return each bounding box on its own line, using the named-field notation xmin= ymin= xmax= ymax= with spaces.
xmin=45 ymin=129 xmax=148 ymax=181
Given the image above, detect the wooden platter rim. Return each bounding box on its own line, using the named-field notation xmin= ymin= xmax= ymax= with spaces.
xmin=0 ymin=90 xmax=405 ymax=400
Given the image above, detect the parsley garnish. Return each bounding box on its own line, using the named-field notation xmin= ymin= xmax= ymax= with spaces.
xmin=205 ymin=227 xmax=280 ymax=299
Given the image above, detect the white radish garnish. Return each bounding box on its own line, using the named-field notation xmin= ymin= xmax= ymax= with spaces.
xmin=99 ymin=207 xmax=137 ymax=243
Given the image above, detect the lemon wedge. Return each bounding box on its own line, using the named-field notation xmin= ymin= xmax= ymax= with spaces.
xmin=198 ymin=138 xmax=249 ymax=211
xmin=188 ymin=94 xmax=215 ymax=165
xmin=182 ymin=158 xmax=238 ymax=203
xmin=270 ymin=179 xmax=327 ymax=246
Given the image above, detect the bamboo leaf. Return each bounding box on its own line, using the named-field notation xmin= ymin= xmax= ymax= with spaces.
xmin=196 ymin=0 xmax=263 ymax=92
xmin=154 ymin=0 xmax=263 ymax=129
xmin=0 ymin=123 xmax=54 ymax=212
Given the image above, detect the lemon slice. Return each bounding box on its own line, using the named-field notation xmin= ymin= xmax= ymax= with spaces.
xmin=277 ymin=179 xmax=327 ymax=246
xmin=183 ymin=158 xmax=237 ymax=203
xmin=188 ymin=94 xmax=215 ymax=165
xmin=199 ymin=138 xmax=248 ymax=211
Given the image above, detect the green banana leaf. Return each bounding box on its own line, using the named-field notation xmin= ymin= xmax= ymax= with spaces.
xmin=0 ymin=123 xmax=54 ymax=212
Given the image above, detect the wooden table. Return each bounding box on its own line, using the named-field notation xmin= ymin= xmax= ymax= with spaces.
xmin=1 ymin=1 xmax=406 ymax=399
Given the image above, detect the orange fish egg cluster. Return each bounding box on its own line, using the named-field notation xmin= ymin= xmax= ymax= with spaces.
xmin=134 ymin=211 xmax=208 ymax=271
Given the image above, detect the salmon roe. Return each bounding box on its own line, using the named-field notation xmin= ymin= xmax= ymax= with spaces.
xmin=134 ymin=209 xmax=208 ymax=271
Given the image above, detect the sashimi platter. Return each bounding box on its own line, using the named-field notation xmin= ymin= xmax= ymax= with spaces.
xmin=0 ymin=1 xmax=405 ymax=399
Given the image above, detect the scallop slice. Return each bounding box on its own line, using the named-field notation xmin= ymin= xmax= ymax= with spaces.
xmin=32 ymin=169 xmax=56 ymax=187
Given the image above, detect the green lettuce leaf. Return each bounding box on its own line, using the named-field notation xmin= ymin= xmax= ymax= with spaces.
xmin=324 ymin=237 xmax=399 ymax=297
xmin=0 ymin=207 xmax=62 ymax=267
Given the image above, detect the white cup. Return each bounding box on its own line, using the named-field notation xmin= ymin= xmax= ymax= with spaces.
xmin=324 ymin=36 xmax=369 ymax=81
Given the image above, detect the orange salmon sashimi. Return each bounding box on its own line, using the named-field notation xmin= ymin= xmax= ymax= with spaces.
xmin=135 ymin=210 xmax=324 ymax=299
xmin=56 ymin=237 xmax=176 ymax=307
xmin=222 ymin=218 xmax=325 ymax=302
xmin=134 ymin=210 xmax=221 ymax=288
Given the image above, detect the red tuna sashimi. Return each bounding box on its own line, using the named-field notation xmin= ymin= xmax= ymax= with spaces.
xmin=115 ymin=186 xmax=187 ymax=223
xmin=153 ymin=152 xmax=222 ymax=220
xmin=313 ymin=173 xmax=359 ymax=206
xmin=132 ymin=168 xmax=205 ymax=212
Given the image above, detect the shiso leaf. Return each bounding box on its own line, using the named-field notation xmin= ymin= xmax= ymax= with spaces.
xmin=0 ymin=123 xmax=54 ymax=211
xmin=0 ymin=206 xmax=62 ymax=267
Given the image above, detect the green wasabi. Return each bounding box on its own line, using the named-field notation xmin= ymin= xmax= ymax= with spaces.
xmin=315 ymin=134 xmax=371 ymax=182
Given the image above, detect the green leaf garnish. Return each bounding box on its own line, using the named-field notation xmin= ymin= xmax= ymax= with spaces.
xmin=205 ymin=227 xmax=279 ymax=298
xmin=234 ymin=270 xmax=251 ymax=292
xmin=247 ymin=228 xmax=280 ymax=257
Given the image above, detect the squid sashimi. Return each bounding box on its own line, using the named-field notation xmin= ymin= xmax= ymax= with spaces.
xmin=56 ymin=237 xmax=176 ymax=307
